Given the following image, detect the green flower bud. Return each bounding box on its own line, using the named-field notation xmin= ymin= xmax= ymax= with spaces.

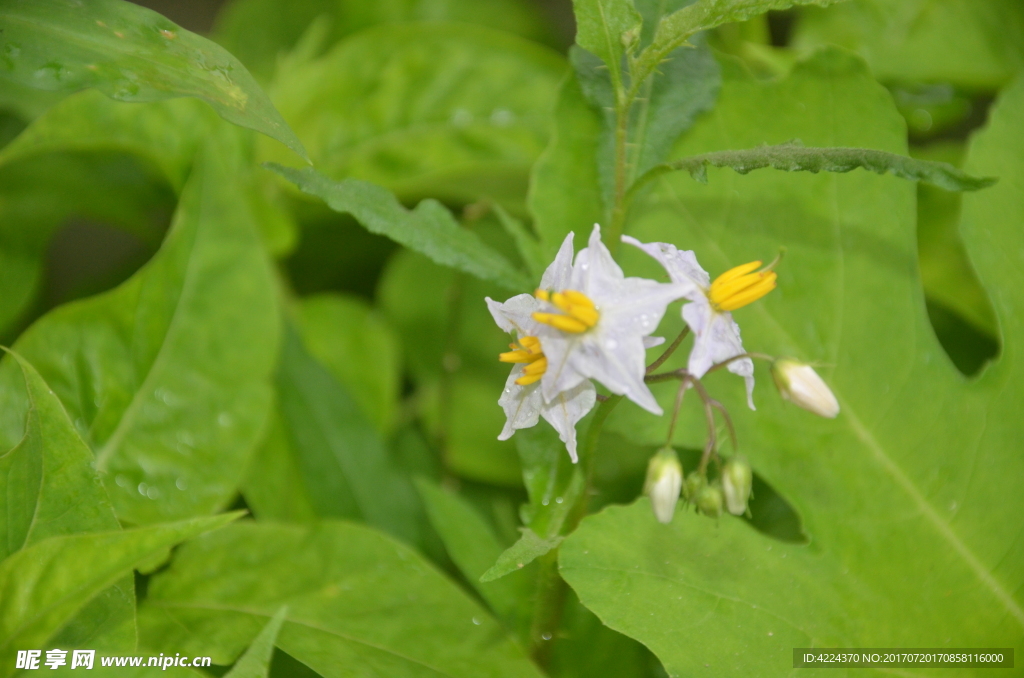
xmin=683 ymin=470 xmax=704 ymax=502
xmin=771 ymin=358 xmax=840 ymax=418
xmin=644 ymin=447 xmax=682 ymax=524
xmin=620 ymin=26 xmax=641 ymax=50
xmin=695 ymin=484 xmax=723 ymax=518
xmin=722 ymin=457 xmax=753 ymax=516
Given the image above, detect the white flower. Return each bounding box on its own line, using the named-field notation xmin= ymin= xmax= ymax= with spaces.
xmin=771 ymin=358 xmax=840 ymax=418
xmin=623 ymin=237 xmax=777 ymax=410
xmin=486 ymin=240 xmax=597 ymax=462
xmin=530 ymin=226 xmax=688 ymax=415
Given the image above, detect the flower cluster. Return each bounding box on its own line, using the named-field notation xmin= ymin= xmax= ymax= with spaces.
xmin=487 ymin=224 xmax=839 ymax=522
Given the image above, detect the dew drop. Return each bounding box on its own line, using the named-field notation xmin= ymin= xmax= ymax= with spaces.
xmin=555 ymin=496 xmax=563 ymax=504
xmin=490 ymin=108 xmax=515 ymax=126
xmin=471 ymin=617 xmax=481 ymax=626
xmin=541 ymin=633 xmax=552 ymax=641
xmin=218 ymin=412 xmax=233 ymax=428
xmin=146 ymin=485 xmax=161 ymax=500
xmin=175 ymin=477 xmax=188 ymax=491
xmin=137 ymin=482 xmax=148 ymax=496
xmin=451 ymin=108 xmax=472 ymax=127
xmin=541 ymin=498 xmax=550 ymax=506
xmin=115 ymin=474 xmax=130 ymax=488
xmin=605 ymin=339 xmax=618 ymax=350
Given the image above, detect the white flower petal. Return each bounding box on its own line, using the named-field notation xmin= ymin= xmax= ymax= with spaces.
xmin=536 ymin=332 xmax=591 ymax=400
xmin=623 ymin=236 xmax=709 ymax=297
xmin=497 ymin=366 xmax=542 ymax=440
xmin=540 ymin=231 xmax=575 ymax=291
xmin=571 ymin=224 xmax=625 ymax=298
xmin=539 ymin=380 xmax=597 ymax=463
xmin=644 ymin=336 xmax=666 ymax=348
xmin=683 ymin=300 xmax=756 ymax=410
xmin=486 ymin=294 xmax=540 ymax=336
xmin=575 ymin=331 xmax=662 ymax=415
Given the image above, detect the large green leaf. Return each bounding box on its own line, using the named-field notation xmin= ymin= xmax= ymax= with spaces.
xmin=213 ymin=0 xmax=559 ymax=82
xmin=0 ymin=512 xmax=240 ymax=677
xmin=269 ymin=164 xmax=531 ymax=292
xmin=0 ymin=0 xmax=306 ymax=161
xmin=560 ymin=51 xmax=1024 ymax=675
xmin=262 ymin=23 xmax=564 ymax=208
xmin=0 ymin=351 xmax=134 ymax=652
xmin=376 ymin=249 xmax=524 ymax=486
xmin=223 ymin=606 xmax=288 ymax=678
xmin=0 ymin=142 xmax=279 ymax=525
xmin=296 ymin=293 xmax=401 ymax=435
xmin=139 ymin=521 xmax=544 ymax=677
xmin=268 ymin=325 xmax=425 ymax=546
xmin=793 ymin=0 xmax=1024 ymax=90
xmin=527 ymin=73 xmax=604 ymax=262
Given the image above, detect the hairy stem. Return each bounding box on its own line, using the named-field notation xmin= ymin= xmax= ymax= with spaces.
xmin=529 ymin=395 xmax=620 ymax=666
xmin=606 ymin=97 xmax=632 ymax=254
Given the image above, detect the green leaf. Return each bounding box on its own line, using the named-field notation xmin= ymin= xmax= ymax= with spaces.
xmin=793 ymin=0 xmax=1024 ymax=90
xmin=271 ymin=325 xmax=424 ymax=546
xmin=240 ymin=409 xmax=318 ymax=524
xmin=0 ymin=0 xmax=307 ymax=162
xmin=570 ymin=0 xmax=642 ymax=89
xmin=415 ymin=479 xmax=531 ymax=632
xmin=634 ymin=0 xmax=849 ymax=82
xmin=527 ymin=73 xmax=604 ymax=262
xmin=561 ymin=51 xmax=1024 ymax=674
xmin=493 ymin=205 xmax=547 ymax=283
xmin=0 ymin=141 xmax=279 ymax=525
xmin=213 ymin=0 xmax=559 ymax=82
xmin=139 ymin=521 xmax=544 ymax=677
xmin=296 ymin=293 xmax=402 ymax=435
xmin=0 ymin=512 xmax=240 ymax=677
xmin=632 ymin=140 xmax=997 ymax=197
xmin=262 ymin=23 xmax=564 ymax=208
xmin=223 ymin=606 xmax=288 ymax=678
xmin=0 ymin=350 xmax=134 ymax=652
xmin=0 ymin=90 xmax=218 ymax=192
xmin=481 ymin=529 xmax=563 ymax=583
xmin=269 ymin=164 xmax=531 ymax=292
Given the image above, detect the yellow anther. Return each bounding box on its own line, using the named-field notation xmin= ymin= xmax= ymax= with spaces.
xmin=499 ymin=336 xmax=544 ymax=363
xmin=713 ymin=261 xmax=762 ymax=287
xmin=709 ymin=260 xmax=777 ymax=312
xmin=534 ymin=289 xmax=551 ymax=302
xmin=515 ymin=372 xmax=543 ymax=386
xmin=519 ymin=336 xmax=543 ymax=354
xmin=521 ymin=356 xmax=548 ymax=376
xmin=500 ymin=336 xmax=549 ymax=386
xmin=560 ymin=290 xmax=596 ymax=308
xmin=532 ymin=312 xmax=589 ymax=334
xmin=499 ymin=349 xmax=533 ymax=363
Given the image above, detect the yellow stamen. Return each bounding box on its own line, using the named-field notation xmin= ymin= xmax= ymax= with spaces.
xmin=499 ymin=336 xmax=549 ymax=385
xmin=515 ymin=372 xmax=543 ymax=386
xmin=521 ymin=356 xmax=548 ymax=376
xmin=532 ymin=312 xmax=589 ymax=334
xmin=533 ymin=289 xmax=600 ymax=334
xmin=709 ymin=261 xmax=777 ymax=312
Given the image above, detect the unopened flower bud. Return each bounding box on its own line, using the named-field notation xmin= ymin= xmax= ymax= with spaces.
xmin=644 ymin=447 xmax=682 ymax=524
xmin=695 ymin=484 xmax=723 ymax=518
xmin=771 ymin=359 xmax=840 ymax=418
xmin=721 ymin=457 xmax=753 ymax=516
xmin=683 ymin=470 xmax=704 ymax=502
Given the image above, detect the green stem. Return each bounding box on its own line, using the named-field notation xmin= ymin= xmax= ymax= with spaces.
xmin=528 ymin=395 xmax=621 ymax=666
xmin=606 ymin=97 xmax=632 ymax=255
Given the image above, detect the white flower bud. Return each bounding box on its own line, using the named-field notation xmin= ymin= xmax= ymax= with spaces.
xmin=644 ymin=447 xmax=683 ymax=524
xmin=771 ymin=359 xmax=840 ymax=418
xmin=721 ymin=458 xmax=753 ymax=516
